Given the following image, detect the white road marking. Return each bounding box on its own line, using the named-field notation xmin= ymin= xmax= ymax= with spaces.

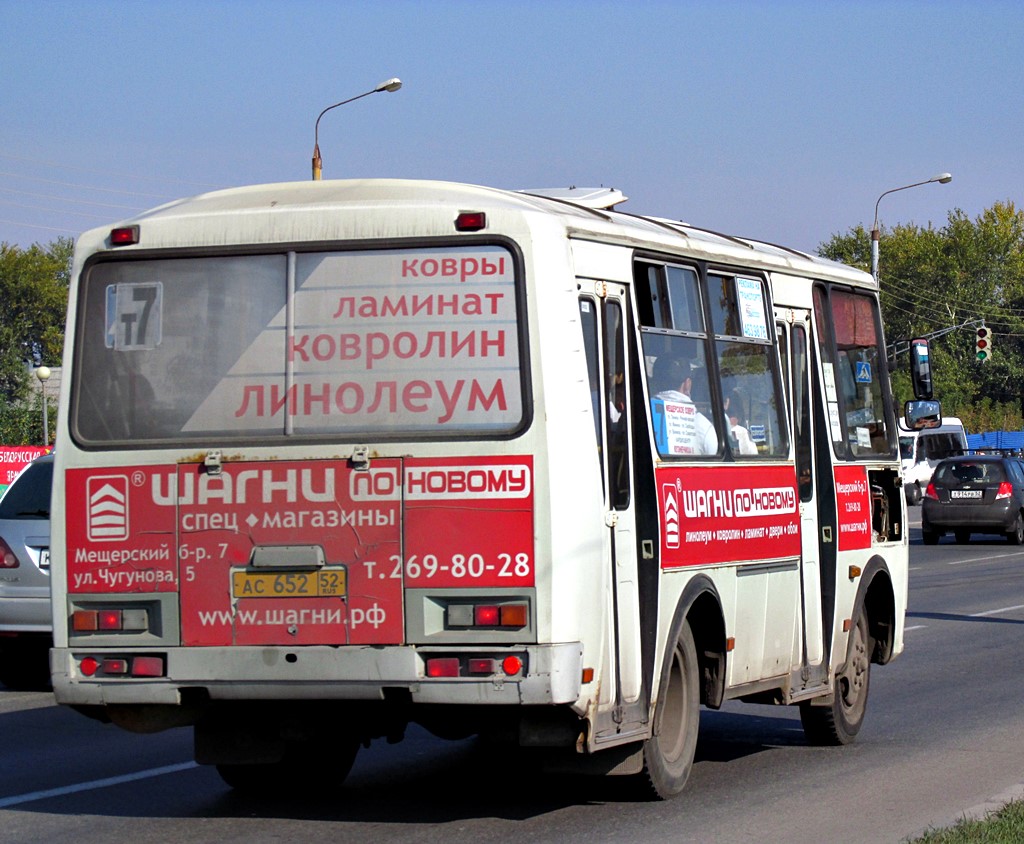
xmin=0 ymin=761 xmax=198 ymax=809
xmin=971 ymin=604 xmax=1024 ymax=618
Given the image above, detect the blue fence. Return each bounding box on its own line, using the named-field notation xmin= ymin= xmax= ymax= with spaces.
xmin=966 ymin=431 xmax=1024 ymax=453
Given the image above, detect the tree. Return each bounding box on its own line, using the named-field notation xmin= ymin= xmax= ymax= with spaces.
xmin=0 ymin=237 xmax=73 ymax=399
xmin=0 ymin=238 xmax=73 ymax=444
xmin=819 ymin=202 xmax=1024 ymax=433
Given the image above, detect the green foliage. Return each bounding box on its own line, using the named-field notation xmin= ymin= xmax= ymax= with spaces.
xmin=0 ymin=396 xmax=53 ymax=446
xmin=910 ymin=797 xmax=1024 ymax=842
xmin=0 ymin=237 xmax=73 ymax=403
xmin=820 ymin=202 xmax=1024 ymax=433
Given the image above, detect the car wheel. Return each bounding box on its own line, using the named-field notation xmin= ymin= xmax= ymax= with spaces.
xmin=1007 ymin=514 xmax=1024 ymax=545
xmin=907 ymin=484 xmax=922 ymax=506
xmin=922 ymin=529 xmax=939 ymax=545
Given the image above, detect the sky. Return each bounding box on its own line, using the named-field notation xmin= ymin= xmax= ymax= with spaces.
xmin=2 ymin=0 xmax=1022 ymax=254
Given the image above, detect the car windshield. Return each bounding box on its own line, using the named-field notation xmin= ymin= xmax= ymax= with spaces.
xmin=934 ymin=461 xmax=1005 ymax=486
xmin=0 ymin=460 xmax=53 ymax=519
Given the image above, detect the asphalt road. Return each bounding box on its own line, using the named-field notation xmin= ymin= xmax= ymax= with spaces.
xmin=3 ymin=510 xmax=1024 ymax=843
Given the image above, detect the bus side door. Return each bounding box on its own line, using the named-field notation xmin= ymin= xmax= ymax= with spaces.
xmin=580 ymin=285 xmax=644 ymax=729
xmin=786 ymin=311 xmax=826 ymax=676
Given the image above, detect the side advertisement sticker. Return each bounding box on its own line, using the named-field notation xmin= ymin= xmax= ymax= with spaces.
xmin=658 ymin=464 xmax=800 ymax=567
xmin=834 ymin=464 xmax=872 ymax=551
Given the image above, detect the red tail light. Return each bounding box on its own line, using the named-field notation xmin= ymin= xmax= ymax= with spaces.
xmin=996 ymin=482 xmax=1013 ymax=500
xmin=924 ymin=483 xmax=939 ymax=500
xmin=110 ymin=225 xmax=140 ymax=245
xmin=426 ymin=657 xmax=460 ymax=678
xmin=0 ymin=538 xmax=19 ymax=568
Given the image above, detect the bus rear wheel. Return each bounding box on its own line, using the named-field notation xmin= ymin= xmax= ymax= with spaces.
xmin=639 ymin=622 xmax=699 ymax=799
xmin=800 ymin=606 xmax=872 ymax=746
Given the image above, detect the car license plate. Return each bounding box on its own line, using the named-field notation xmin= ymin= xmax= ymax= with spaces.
xmin=950 ymin=489 xmax=983 ymax=499
xmin=232 ymin=569 xmax=347 ymax=598
xmin=39 ymin=549 xmax=50 ymax=568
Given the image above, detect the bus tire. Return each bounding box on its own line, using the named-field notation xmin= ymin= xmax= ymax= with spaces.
xmin=800 ymin=606 xmax=872 ymax=746
xmin=215 ymin=736 xmax=359 ymax=794
xmin=639 ymin=621 xmax=700 ymax=799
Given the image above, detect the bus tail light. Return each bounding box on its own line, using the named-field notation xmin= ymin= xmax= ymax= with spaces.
xmin=72 ymin=608 xmax=150 ymax=633
xmin=77 ymin=654 xmax=165 ymax=678
xmin=449 ymin=601 xmax=529 ymax=630
xmin=110 ymin=225 xmax=140 ymax=245
xmin=426 ymin=658 xmax=460 ymax=678
xmin=455 ymin=211 xmax=486 ymax=231
xmin=426 ymin=653 xmax=526 ymax=679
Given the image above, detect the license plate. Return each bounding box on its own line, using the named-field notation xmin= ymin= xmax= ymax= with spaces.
xmin=39 ymin=549 xmax=50 ymax=569
xmin=950 ymin=489 xmax=983 ymax=499
xmin=232 ymin=569 xmax=347 ymax=598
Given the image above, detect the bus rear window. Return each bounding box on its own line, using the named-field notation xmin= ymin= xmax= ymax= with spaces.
xmin=73 ymin=246 xmax=523 ymax=444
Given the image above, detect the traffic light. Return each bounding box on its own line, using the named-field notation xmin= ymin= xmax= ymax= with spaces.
xmin=976 ymin=326 xmax=993 ymax=362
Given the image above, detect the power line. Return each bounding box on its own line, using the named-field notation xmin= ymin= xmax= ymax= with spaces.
xmin=0 ymin=150 xmax=225 ymax=190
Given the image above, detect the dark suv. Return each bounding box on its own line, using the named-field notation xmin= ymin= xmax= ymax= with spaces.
xmin=921 ymin=455 xmax=1024 ymax=545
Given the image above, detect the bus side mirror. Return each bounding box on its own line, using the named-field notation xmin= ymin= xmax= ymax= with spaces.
xmin=905 ymin=399 xmax=941 ymax=430
xmin=909 ymin=338 xmax=933 ymax=400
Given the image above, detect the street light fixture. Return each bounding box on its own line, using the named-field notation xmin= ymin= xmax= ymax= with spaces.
xmin=312 ymin=77 xmax=403 ymax=181
xmin=871 ymin=172 xmax=952 ymax=281
xmin=35 ymin=366 xmax=51 ymax=446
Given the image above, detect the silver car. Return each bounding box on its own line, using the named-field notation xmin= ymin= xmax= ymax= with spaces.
xmin=0 ymin=454 xmax=53 ymax=689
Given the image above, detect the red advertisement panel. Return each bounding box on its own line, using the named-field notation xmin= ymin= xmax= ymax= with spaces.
xmin=65 ymin=466 xmax=178 ymax=593
xmin=176 ymin=460 xmax=403 ymax=646
xmin=657 ymin=464 xmax=800 ymax=567
xmin=403 ymin=456 xmax=534 ymax=588
xmin=834 ymin=464 xmax=872 ymax=551
xmin=1 ymin=445 xmax=52 ymax=494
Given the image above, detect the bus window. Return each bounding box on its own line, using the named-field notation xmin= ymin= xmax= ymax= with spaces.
xmin=72 ymin=246 xmax=524 ymax=444
xmin=603 ymin=299 xmax=630 ymax=508
xmin=792 ymin=324 xmax=813 ymax=500
xmin=636 ymin=261 xmax=721 ymax=458
xmin=579 ymin=297 xmax=603 ymax=449
xmin=814 ymin=285 xmax=894 ymax=458
xmin=709 ymin=273 xmax=787 ymax=458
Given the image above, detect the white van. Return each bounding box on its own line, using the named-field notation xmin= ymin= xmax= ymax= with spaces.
xmin=899 ymin=417 xmax=968 ymax=504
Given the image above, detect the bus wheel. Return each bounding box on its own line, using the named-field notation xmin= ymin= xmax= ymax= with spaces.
xmin=800 ymin=606 xmax=872 ymax=746
xmin=640 ymin=622 xmax=699 ymax=799
xmin=216 ymin=737 xmax=359 ymax=794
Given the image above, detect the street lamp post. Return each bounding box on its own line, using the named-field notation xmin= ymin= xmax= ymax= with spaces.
xmin=312 ymin=77 xmax=402 ymax=180
xmin=871 ymin=172 xmax=952 ymax=281
xmin=35 ymin=366 xmax=51 ymax=446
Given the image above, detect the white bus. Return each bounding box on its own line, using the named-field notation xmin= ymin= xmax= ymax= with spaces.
xmin=50 ymin=179 xmax=921 ymax=798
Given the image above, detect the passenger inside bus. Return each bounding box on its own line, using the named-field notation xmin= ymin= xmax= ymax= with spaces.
xmin=725 ymin=391 xmax=758 ymax=455
xmin=651 ymin=356 xmax=718 ymax=456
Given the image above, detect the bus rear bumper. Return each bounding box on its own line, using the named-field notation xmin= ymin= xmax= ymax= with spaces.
xmin=51 ymin=642 xmax=585 ymax=709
